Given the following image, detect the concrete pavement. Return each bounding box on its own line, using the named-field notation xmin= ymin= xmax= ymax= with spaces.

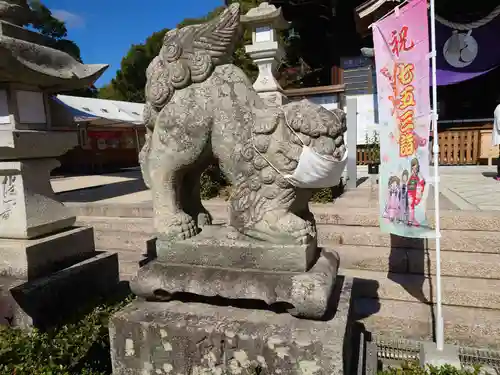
xmin=52 ymin=165 xmax=500 ymax=211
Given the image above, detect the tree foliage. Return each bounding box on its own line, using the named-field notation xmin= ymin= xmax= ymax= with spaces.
xmin=29 ymin=0 xmax=82 ymax=62
xmin=98 ymin=1 xmax=267 ymax=102
xmin=27 ymin=0 xmax=98 ymax=97
xmin=29 ymin=0 xmax=67 ymax=39
xmin=98 ymin=0 xmax=315 ymax=102
xmin=99 ymin=29 xmax=170 ymax=102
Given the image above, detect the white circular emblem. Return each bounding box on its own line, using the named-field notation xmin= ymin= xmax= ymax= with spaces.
xmin=443 ymin=32 xmax=478 ymax=68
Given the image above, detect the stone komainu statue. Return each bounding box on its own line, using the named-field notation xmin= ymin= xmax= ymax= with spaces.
xmin=140 ymin=3 xmax=347 ymax=247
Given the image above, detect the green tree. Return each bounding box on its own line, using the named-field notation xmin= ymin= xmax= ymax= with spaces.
xmin=99 ymin=1 xmax=265 ymax=102
xmin=29 ymin=0 xmax=67 ymax=38
xmin=28 ymin=0 xmax=98 ymax=97
xmin=29 ymin=0 xmax=82 ymax=62
xmin=99 ymin=29 xmax=169 ymax=103
xmin=98 ymin=0 xmax=312 ymax=102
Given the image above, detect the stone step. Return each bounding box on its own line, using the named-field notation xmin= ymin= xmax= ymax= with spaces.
xmin=81 ymin=218 xmax=500 ymax=255
xmin=352 ymin=298 xmax=500 ymax=350
xmin=86 ymin=223 xmax=500 ymax=279
xmin=75 ymin=216 xmax=224 ymax=232
xmin=70 ymin=202 xmax=500 ymax=231
xmin=1 ymin=251 xmax=119 ymax=329
xmin=342 ymin=268 xmax=500 ymax=310
xmin=325 ymin=225 xmax=500 ymax=253
xmin=92 ymin=229 xmax=154 ymax=253
xmin=111 ymin=249 xmax=149 ymax=280
xmin=337 ymin=245 xmax=500 ymax=279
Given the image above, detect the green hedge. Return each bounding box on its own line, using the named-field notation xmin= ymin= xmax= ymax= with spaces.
xmin=200 ymin=162 xmax=344 ymax=203
xmin=0 ymin=296 xmax=133 ymax=375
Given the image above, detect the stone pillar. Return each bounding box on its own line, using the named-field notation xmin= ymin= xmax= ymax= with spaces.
xmin=0 ymin=84 xmax=77 ymax=239
xmin=241 ymin=2 xmax=290 ymax=106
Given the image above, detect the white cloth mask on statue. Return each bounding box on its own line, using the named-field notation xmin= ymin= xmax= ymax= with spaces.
xmin=253 ymin=111 xmax=348 ymax=189
xmin=283 ymin=144 xmax=348 ymax=188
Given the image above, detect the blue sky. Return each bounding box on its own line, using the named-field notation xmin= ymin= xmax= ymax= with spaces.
xmin=41 ymin=0 xmax=224 ymax=87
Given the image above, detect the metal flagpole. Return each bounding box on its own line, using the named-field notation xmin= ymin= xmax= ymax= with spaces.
xmin=429 ymin=0 xmax=444 ymax=351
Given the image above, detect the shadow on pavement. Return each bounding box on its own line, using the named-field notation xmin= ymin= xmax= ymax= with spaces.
xmin=56 ymin=178 xmax=147 ymax=203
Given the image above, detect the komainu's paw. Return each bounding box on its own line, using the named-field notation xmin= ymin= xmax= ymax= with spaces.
xmin=280 ymin=212 xmax=315 ymax=245
xmin=197 ymin=212 xmax=212 ymax=227
xmin=156 ymin=212 xmax=198 ymax=240
xmin=242 ymin=210 xmax=315 ymax=245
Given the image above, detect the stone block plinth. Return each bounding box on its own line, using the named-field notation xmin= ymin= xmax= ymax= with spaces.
xmin=1 ymin=251 xmax=119 ymax=329
xmin=0 ymin=224 xmax=120 ymax=329
xmin=0 ymin=226 xmax=95 ymax=279
xmin=110 ymin=277 xmax=353 ymax=375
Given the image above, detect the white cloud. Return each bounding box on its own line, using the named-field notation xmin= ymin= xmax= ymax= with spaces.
xmin=52 ymin=9 xmax=85 ymax=29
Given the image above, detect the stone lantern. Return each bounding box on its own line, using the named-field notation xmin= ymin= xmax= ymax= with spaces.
xmin=0 ymin=0 xmax=118 ymax=328
xmin=241 ymin=2 xmax=290 ymax=106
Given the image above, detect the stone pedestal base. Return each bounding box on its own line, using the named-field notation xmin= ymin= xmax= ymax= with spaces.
xmin=0 ymin=158 xmax=75 ymax=239
xmin=0 ymin=226 xmax=120 ymax=329
xmin=132 ymin=226 xmax=338 ymax=319
xmin=110 ymin=277 xmax=353 ymax=375
xmin=131 ymin=250 xmax=338 ymax=319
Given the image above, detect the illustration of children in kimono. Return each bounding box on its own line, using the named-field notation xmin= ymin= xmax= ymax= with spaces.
xmin=407 ymin=158 xmax=426 ymax=226
xmin=399 ymin=170 xmax=409 ymax=223
xmin=383 ymin=176 xmax=400 ymax=222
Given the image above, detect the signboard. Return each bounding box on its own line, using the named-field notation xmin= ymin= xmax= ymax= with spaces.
xmin=341 ymin=56 xmax=375 ymax=95
xmin=373 ymin=0 xmax=433 ymax=238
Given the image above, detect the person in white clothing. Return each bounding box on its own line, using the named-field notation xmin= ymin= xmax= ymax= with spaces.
xmin=494 ymin=103 xmax=500 ymax=180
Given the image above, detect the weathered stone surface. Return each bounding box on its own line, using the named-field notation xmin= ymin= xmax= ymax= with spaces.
xmin=0 ymin=159 xmax=77 ymax=239
xmin=140 ymin=3 xmax=347 ymax=246
xmin=156 ymin=225 xmax=318 ymax=272
xmin=1 ymin=251 xmax=119 ymax=329
xmin=131 ymin=249 xmax=339 ymax=319
xmin=110 ymin=277 xmax=353 ymax=375
xmin=0 ymin=226 xmax=95 ymax=279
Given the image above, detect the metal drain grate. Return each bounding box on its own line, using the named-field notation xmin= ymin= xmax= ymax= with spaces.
xmin=459 ymin=347 xmax=500 ymax=374
xmin=375 ymin=337 xmax=422 ymax=367
xmin=361 ymin=336 xmax=500 ymax=375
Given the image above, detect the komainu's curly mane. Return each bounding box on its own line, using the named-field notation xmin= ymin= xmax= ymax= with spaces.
xmin=139 ymin=4 xmax=241 ymax=188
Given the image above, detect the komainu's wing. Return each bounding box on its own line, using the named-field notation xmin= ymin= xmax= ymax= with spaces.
xmin=191 ymin=3 xmax=241 ymax=65
xmin=160 ymin=3 xmax=241 ymax=86
xmin=144 ymin=3 xmax=241 ymax=110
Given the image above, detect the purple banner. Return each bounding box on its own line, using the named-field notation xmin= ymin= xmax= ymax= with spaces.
xmin=435 ymin=13 xmax=500 ymax=86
